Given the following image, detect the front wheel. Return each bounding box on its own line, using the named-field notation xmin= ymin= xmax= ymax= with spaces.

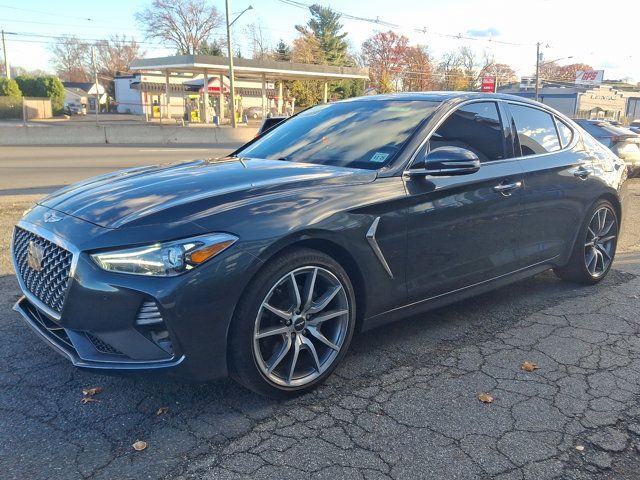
xmin=229 ymin=249 xmax=356 ymax=398
xmin=554 ymin=199 xmax=618 ymax=284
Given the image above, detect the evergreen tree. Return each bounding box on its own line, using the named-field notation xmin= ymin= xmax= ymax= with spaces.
xmin=295 ymin=4 xmax=348 ymax=66
xmin=274 ymin=39 xmax=291 ymax=62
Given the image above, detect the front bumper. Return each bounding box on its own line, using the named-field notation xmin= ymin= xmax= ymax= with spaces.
xmin=12 ymin=215 xmax=261 ymax=382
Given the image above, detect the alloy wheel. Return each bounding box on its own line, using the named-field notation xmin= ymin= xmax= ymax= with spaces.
xmin=584 ymin=206 xmax=617 ymax=278
xmin=253 ymin=266 xmax=350 ymax=388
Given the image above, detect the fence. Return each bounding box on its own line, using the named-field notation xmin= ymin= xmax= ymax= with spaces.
xmin=0 ymin=97 xmax=52 ymax=120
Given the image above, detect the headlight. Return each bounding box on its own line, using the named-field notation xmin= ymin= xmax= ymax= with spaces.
xmin=90 ymin=233 xmax=238 ymax=276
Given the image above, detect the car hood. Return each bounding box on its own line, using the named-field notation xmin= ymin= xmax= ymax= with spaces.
xmin=38 ymin=157 xmax=377 ymax=229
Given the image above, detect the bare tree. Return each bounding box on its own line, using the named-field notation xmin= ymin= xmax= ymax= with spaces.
xmin=136 ymin=0 xmax=223 ymax=55
xmin=96 ymin=35 xmax=144 ymax=78
xmin=50 ymin=36 xmax=90 ymax=82
xmin=246 ymin=21 xmax=271 ymax=60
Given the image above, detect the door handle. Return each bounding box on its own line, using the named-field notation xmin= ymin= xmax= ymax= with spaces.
xmin=493 ymin=181 xmax=522 ymax=196
xmin=573 ymin=168 xmax=591 ymax=179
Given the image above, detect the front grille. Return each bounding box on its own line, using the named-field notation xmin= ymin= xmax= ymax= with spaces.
xmin=13 ymin=227 xmax=73 ymax=314
xmin=85 ymin=333 xmax=124 ymax=355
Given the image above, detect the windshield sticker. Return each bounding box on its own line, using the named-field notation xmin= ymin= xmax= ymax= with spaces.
xmin=370 ymin=152 xmax=390 ymax=163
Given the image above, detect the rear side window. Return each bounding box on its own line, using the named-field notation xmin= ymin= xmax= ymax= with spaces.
xmin=510 ymin=104 xmax=561 ymax=156
xmin=555 ymin=118 xmax=574 ymax=148
xmin=430 ymin=102 xmax=506 ymax=162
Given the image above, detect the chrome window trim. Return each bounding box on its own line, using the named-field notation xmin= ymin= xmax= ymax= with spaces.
xmin=402 ymin=98 xmax=517 ymax=176
xmin=11 ymin=220 xmax=80 ymax=321
xmin=503 ymin=100 xmax=579 ymax=161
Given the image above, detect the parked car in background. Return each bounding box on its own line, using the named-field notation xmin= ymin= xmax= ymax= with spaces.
xmin=629 ymin=120 xmax=640 ymax=134
xmin=64 ymin=103 xmax=86 ymax=115
xmin=244 ymin=106 xmax=264 ymax=119
xmin=574 ymin=119 xmax=640 ymax=175
xmin=12 ymin=93 xmax=627 ymax=398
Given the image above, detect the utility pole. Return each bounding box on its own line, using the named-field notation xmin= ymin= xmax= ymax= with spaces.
xmin=225 ymin=0 xmax=236 ymax=128
xmin=91 ymin=46 xmax=99 ymax=124
xmin=224 ymin=2 xmax=252 ymax=129
xmin=1 ymin=30 xmax=10 ymax=79
xmin=535 ymin=42 xmax=541 ymax=102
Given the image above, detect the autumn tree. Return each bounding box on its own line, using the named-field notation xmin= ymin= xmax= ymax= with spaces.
xmin=136 ymin=0 xmax=222 ymax=55
xmin=401 ymin=45 xmax=433 ymax=91
xmin=539 ymin=62 xmax=593 ymax=83
xmin=361 ymin=31 xmax=410 ymax=93
xmin=49 ymin=36 xmax=90 ymax=82
xmin=478 ymin=62 xmax=517 ymax=87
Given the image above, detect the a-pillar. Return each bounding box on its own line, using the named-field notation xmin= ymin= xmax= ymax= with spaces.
xmin=277 ymin=81 xmax=283 ymax=115
xmin=164 ymin=70 xmax=171 ymax=119
xmin=202 ymin=69 xmax=209 ymax=124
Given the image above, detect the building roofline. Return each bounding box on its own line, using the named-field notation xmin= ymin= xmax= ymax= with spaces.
xmin=130 ymin=55 xmax=369 ymax=81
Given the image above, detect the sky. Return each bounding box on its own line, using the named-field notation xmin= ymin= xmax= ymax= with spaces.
xmin=1 ymin=0 xmax=638 ymax=82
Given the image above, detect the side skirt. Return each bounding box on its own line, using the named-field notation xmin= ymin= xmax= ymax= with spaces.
xmin=361 ymin=258 xmax=558 ymax=332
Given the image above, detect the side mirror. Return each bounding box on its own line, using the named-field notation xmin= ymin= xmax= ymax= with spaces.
xmin=408 ymin=146 xmax=481 ymax=177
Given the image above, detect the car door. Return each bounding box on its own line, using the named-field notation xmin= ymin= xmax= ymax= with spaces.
xmin=403 ymin=100 xmax=525 ymax=303
xmin=505 ymin=102 xmax=596 ymax=266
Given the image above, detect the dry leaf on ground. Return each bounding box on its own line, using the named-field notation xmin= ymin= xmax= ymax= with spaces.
xmin=132 ymin=440 xmax=147 ymax=451
xmin=156 ymin=406 xmax=169 ymax=416
xmin=80 ymin=397 xmax=99 ymax=404
xmin=478 ymin=393 xmax=494 ymax=403
xmin=520 ymin=361 xmax=539 ymax=372
xmin=82 ymin=387 xmax=103 ymax=397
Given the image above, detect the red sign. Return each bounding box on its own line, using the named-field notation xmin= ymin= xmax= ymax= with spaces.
xmin=481 ymin=76 xmax=496 ymax=93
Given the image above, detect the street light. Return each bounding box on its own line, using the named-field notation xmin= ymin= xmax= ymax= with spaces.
xmin=225 ymin=2 xmax=253 ymax=128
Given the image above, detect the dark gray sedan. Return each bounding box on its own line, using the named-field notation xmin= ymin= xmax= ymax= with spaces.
xmin=12 ymin=93 xmax=627 ymax=398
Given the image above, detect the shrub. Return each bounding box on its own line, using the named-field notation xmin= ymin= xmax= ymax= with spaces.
xmin=15 ymin=75 xmax=65 ymax=113
xmin=0 ymin=78 xmax=22 ymax=97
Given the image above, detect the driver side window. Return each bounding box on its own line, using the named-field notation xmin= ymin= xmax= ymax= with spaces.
xmin=429 ymin=102 xmax=506 ymax=162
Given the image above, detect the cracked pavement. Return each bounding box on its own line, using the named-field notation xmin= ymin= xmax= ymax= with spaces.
xmin=2 ymin=181 xmax=640 ymax=480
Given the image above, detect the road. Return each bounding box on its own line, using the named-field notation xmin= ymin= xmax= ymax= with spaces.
xmin=2 ymin=147 xmax=640 ymax=479
xmin=0 ymin=145 xmax=239 ymax=195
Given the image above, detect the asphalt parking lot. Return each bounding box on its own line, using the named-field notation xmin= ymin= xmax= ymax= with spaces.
xmin=2 ymin=149 xmax=640 ymax=479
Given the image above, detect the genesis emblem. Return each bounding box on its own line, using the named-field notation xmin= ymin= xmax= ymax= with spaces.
xmin=27 ymin=241 xmax=45 ymax=272
xmin=44 ymin=211 xmax=63 ymax=223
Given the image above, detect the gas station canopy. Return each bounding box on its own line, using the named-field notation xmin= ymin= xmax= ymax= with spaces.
xmin=130 ymin=54 xmax=369 ymax=82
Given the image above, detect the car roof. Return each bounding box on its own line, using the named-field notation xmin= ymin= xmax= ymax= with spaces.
xmin=338 ymin=91 xmax=546 ymax=107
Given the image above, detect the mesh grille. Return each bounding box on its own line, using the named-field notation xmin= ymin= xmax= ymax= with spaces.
xmin=85 ymin=333 xmax=124 ymax=355
xmin=13 ymin=227 xmax=73 ymax=314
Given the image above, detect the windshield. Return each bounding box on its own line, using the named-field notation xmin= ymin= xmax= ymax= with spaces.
xmin=238 ymin=99 xmax=441 ymax=170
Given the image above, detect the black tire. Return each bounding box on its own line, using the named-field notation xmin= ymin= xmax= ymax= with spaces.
xmin=554 ymin=199 xmax=619 ymax=284
xmin=229 ymin=248 xmax=356 ymax=399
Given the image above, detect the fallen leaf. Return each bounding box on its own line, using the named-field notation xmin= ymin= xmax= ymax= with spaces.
xmin=82 ymin=387 xmax=103 ymax=397
xmin=478 ymin=393 xmax=494 ymax=404
xmin=80 ymin=397 xmax=99 ymax=404
xmin=521 ymin=361 xmax=539 ymax=372
xmin=156 ymin=406 xmax=169 ymax=416
xmin=132 ymin=440 xmax=147 ymax=451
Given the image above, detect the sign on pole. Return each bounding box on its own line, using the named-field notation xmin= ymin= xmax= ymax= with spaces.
xmin=575 ymin=70 xmax=604 ymax=86
xmin=481 ymin=76 xmax=496 ymax=93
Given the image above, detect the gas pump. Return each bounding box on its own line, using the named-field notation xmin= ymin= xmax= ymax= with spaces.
xmin=234 ymin=94 xmax=243 ymax=124
xmin=185 ymin=95 xmax=200 ymax=123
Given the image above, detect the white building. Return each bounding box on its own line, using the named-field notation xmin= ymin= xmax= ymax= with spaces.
xmin=62 ymin=82 xmax=107 ymax=113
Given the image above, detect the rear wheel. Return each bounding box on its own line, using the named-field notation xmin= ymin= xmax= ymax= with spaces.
xmin=229 ymin=248 xmax=356 ymax=398
xmin=554 ymin=199 xmax=618 ymax=284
